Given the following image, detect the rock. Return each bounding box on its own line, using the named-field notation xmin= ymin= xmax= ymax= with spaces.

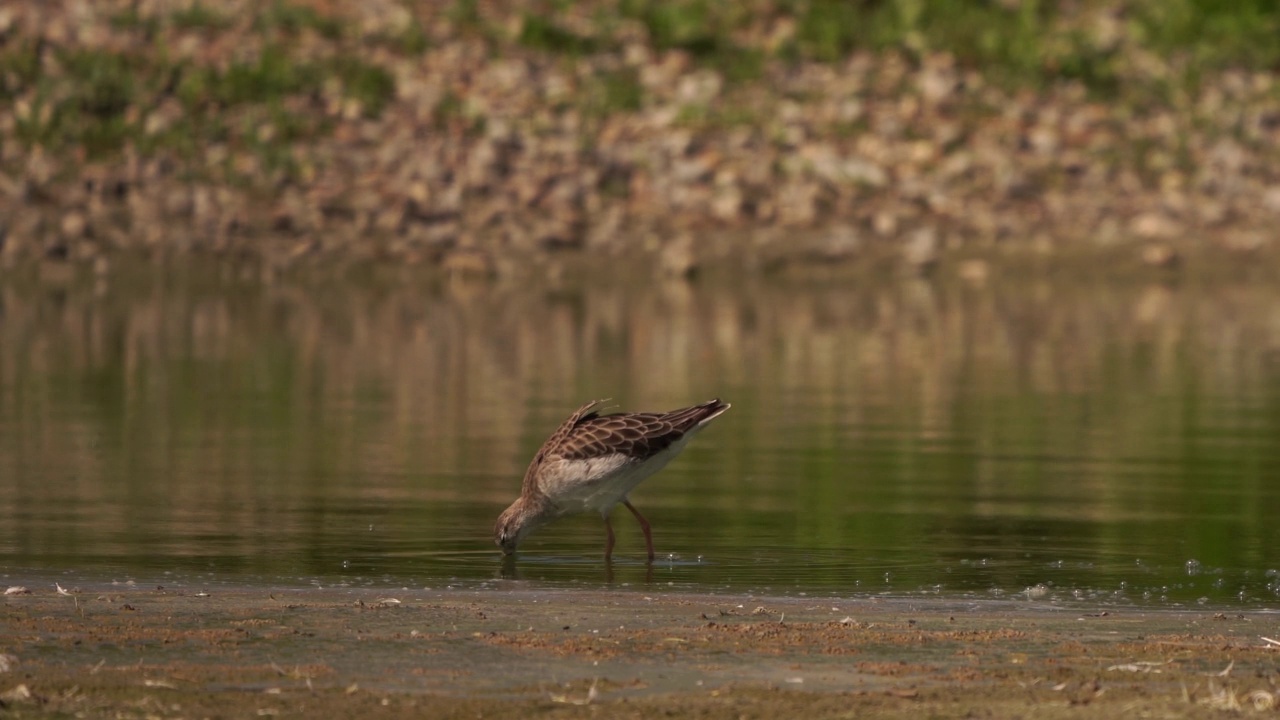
xmin=1131 ymin=212 xmax=1180 ymax=240
xmin=1263 ymin=186 xmax=1280 ymax=213
xmin=658 ymin=234 xmax=698 ymax=279
xmin=1221 ymin=231 xmax=1266 ymax=253
xmin=872 ymin=211 xmax=898 ymax=237
xmin=60 ymin=211 xmax=87 ymax=240
xmin=0 ymin=683 xmax=31 ymax=702
xmin=676 ymin=70 xmax=722 ymax=105
xmin=957 ymin=259 xmax=989 ymax=284
xmin=1140 ymin=243 xmax=1179 ymax=268
xmin=843 ymin=158 xmax=888 ymax=187
xmin=537 ymin=227 xmax=583 ymax=252
xmin=918 ymin=62 xmax=958 ymax=104
xmin=440 ymin=248 xmax=496 ymax=279
xmin=777 ymin=181 xmax=819 ymax=226
xmin=711 ymin=185 xmax=743 ymax=222
xmin=818 ymin=224 xmax=861 ymax=260
xmin=903 ymin=226 xmax=939 ymax=272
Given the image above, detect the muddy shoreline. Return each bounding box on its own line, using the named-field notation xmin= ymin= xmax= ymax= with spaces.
xmin=3 ymin=582 xmax=1277 ymax=718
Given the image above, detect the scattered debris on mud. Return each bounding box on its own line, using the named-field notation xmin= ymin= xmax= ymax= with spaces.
xmin=3 ymin=584 xmax=1279 ymax=718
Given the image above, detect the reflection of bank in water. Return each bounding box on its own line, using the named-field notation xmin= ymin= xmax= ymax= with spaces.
xmin=0 ymin=269 xmax=1277 ymax=602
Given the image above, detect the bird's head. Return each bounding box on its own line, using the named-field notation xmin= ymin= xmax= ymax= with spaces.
xmin=494 ymin=503 xmax=529 ymax=555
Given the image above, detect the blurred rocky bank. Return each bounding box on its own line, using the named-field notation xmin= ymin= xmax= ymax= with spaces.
xmin=2 ymin=0 xmax=1279 ymax=281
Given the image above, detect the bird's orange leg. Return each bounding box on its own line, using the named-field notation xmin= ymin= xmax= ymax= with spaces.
xmin=622 ymin=500 xmax=655 ymax=562
xmin=604 ymin=514 xmax=616 ymax=561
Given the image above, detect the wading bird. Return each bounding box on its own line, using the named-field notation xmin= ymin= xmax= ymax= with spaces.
xmin=494 ymin=398 xmax=731 ymax=561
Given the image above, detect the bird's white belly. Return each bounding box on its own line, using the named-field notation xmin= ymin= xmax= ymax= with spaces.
xmin=549 ymin=435 xmax=695 ymax=516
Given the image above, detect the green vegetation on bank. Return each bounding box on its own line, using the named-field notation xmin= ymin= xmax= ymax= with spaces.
xmin=3 ymin=1 xmax=398 ymax=182
xmin=504 ymin=0 xmax=1280 ymax=89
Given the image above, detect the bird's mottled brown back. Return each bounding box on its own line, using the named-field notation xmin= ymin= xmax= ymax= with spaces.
xmin=559 ymin=403 xmax=722 ymax=460
xmin=521 ymin=399 xmax=728 ymax=493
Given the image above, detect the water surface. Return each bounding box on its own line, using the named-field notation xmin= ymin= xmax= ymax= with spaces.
xmin=2 ymin=267 xmax=1278 ymax=605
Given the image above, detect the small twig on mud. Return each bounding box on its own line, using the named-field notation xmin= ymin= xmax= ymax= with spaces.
xmin=1260 ymin=636 xmax=1280 ymax=649
xmin=89 ymin=659 xmax=106 ymax=675
xmin=1197 ymin=680 xmax=1276 ymax=712
xmin=1106 ymin=660 xmax=1172 ymax=673
xmin=1214 ymin=660 xmax=1233 ymax=677
xmin=1201 ymin=679 xmax=1241 ymax=711
xmin=550 ymin=678 xmax=599 ymax=705
xmin=270 ymin=661 xmax=315 ymax=690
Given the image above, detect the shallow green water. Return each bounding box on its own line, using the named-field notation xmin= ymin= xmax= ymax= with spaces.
xmin=2 ymin=266 xmax=1278 ymax=605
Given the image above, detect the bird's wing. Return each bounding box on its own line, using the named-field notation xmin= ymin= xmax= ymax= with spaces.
xmin=557 ymin=399 xmax=730 ymax=462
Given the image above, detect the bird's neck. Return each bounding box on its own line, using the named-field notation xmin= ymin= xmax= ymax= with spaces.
xmin=514 ymin=491 xmax=559 ymax=527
